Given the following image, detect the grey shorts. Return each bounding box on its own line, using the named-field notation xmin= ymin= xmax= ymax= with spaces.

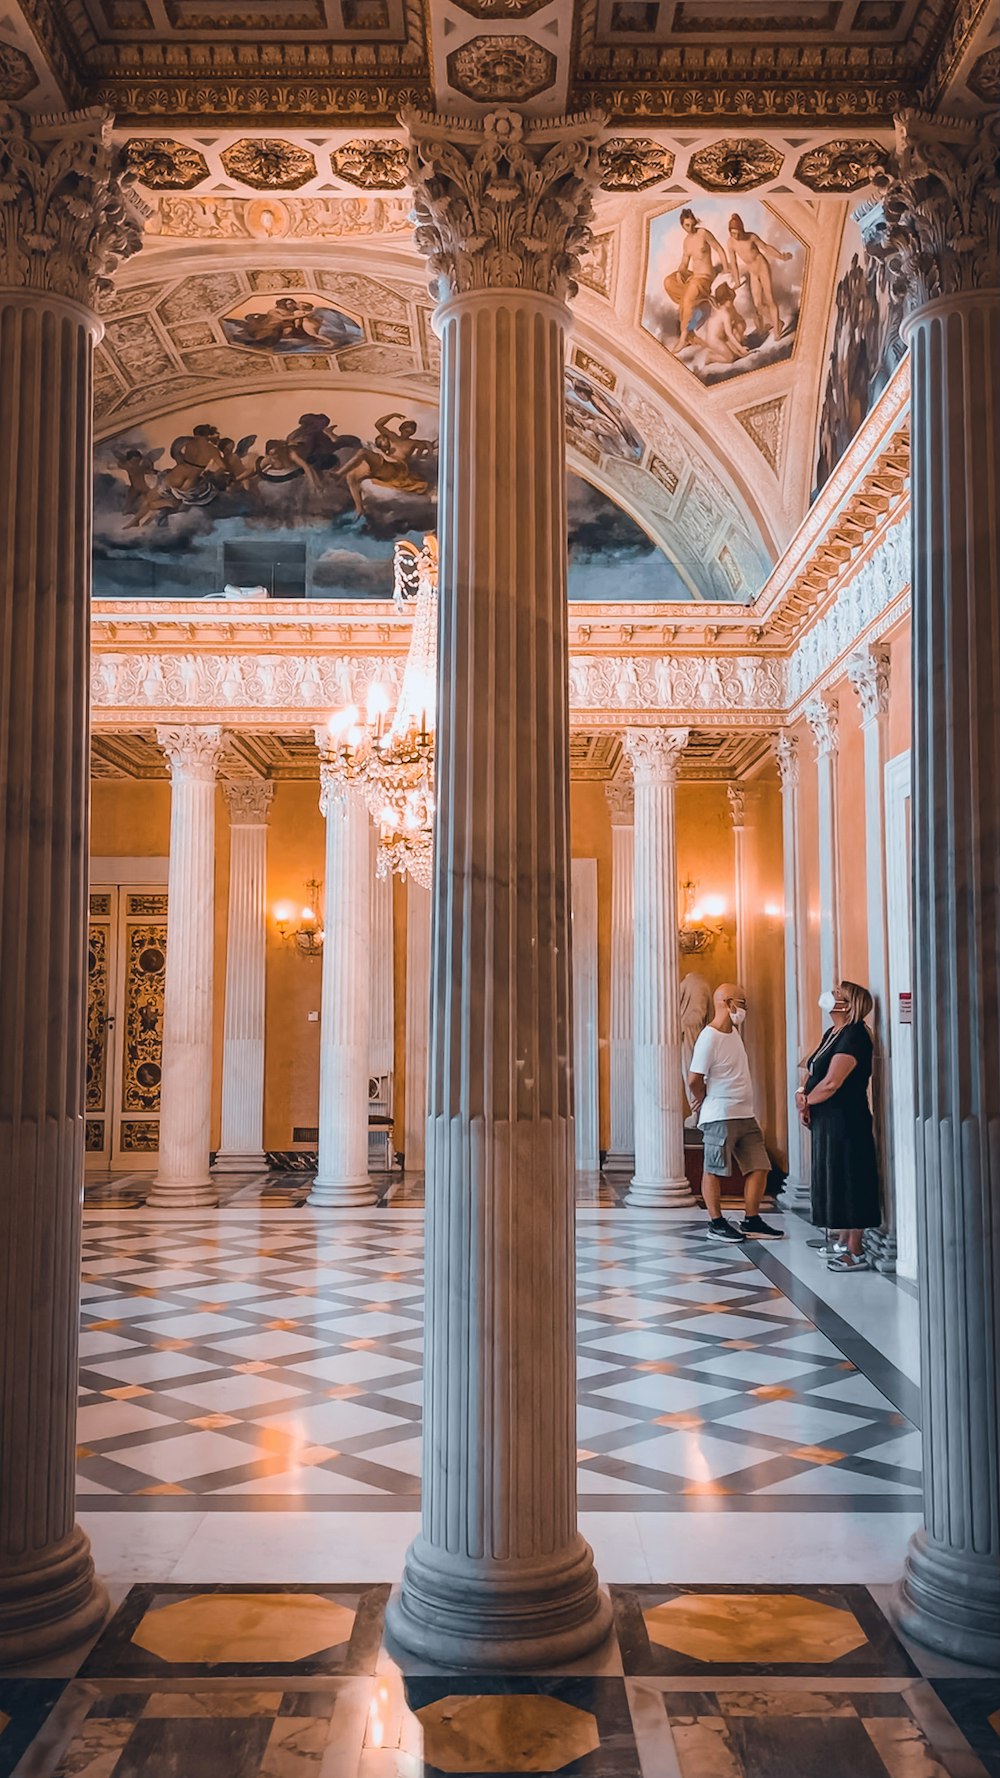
xmin=702 ymin=1117 xmax=769 ymax=1178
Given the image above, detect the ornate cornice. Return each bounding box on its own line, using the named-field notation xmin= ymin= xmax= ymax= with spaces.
xmin=622 ymin=727 xmax=689 ymax=784
xmin=0 ymin=105 xmax=144 ymax=308
xmin=404 ymin=106 xmax=604 ymax=303
xmin=155 ymin=722 xmax=224 ymax=781
xmin=786 ymin=514 xmax=910 ymax=711
xmin=869 ymin=109 xmax=1000 ymax=309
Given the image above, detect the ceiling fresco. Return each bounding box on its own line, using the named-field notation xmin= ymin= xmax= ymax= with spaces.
xmin=3 ymin=0 xmax=992 ymax=121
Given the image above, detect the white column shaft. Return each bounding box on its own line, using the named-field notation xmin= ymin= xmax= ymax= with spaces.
xmin=216 ymin=791 xmax=271 ymax=1169
xmin=149 ymin=728 xmax=223 ymax=1208
xmin=370 ymin=835 xmax=395 ymax=1086
xmin=404 ymin=879 xmax=432 ymax=1171
xmin=816 ymin=755 xmax=840 ymax=992
xmin=607 ymin=804 xmax=635 ymax=1162
xmin=572 ymin=857 xmax=600 ymax=1178
xmin=311 ymin=780 xmax=374 ymax=1205
xmin=776 ymin=737 xmax=808 ymax=1196
xmin=626 ymin=729 xmax=691 ymax=1206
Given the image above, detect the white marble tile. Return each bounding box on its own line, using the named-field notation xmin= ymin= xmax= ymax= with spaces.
xmin=110 ymin=1428 xmax=262 ymax=1481
xmin=720 ymin=1401 xmax=872 ymax=1443
xmin=215 ymin=1331 xmax=324 ymax=1359
xmin=591 ymin=1375 xmax=734 ymax=1413
xmin=636 ymin=1510 xmax=923 ymax=1583
xmin=169 ymin=1511 xmax=422 ymax=1581
xmin=132 ymin=1310 xmax=249 ymax=1338
xmin=164 ymin=1374 xmax=305 ymax=1410
xmin=77 ymin=1401 xmax=175 ymax=1440
xmin=83 ymin=1352 xmax=220 ymax=1383
xmin=257 ymin=1401 xmax=412 ymax=1443
xmin=612 ymin=1429 xmax=777 ymax=1481
xmin=687 ymin=1350 xmax=821 ymax=1384
xmin=578 ymin=1512 xmax=652 ymax=1581
xmin=80 ymin=1510 xmax=207 ymax=1581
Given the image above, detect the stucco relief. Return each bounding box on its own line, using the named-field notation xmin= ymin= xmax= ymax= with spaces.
xmin=785 ymin=513 xmax=910 ymax=705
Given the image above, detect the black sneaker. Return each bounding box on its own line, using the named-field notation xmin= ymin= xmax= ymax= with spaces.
xmin=740 ymin=1214 xmax=785 ymax=1240
xmin=706 ymin=1217 xmax=744 ymax=1243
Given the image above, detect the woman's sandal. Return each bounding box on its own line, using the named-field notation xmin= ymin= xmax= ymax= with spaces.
xmin=826 ymin=1253 xmax=870 ymax=1271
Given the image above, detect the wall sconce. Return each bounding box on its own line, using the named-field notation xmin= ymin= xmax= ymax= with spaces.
xmin=275 ymin=878 xmax=324 ymax=959
xmin=678 ymin=879 xmax=725 ymax=954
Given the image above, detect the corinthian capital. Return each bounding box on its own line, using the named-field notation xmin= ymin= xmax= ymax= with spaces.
xmin=622 ymin=727 xmax=689 ymax=785
xmin=773 ymin=731 xmax=799 ymax=790
xmin=805 ymin=695 xmax=839 ymax=758
xmin=223 ymin=780 xmax=274 ymax=825
xmin=403 ymin=106 xmax=604 ymax=303
xmin=156 ymin=725 xmax=224 ymax=783
xmin=0 ymin=106 xmax=144 ymax=309
xmin=847 ymin=645 xmax=891 ymax=726
xmin=868 ymin=108 xmax=1000 ymax=311
xmin=604 ymin=780 xmax=634 ymax=825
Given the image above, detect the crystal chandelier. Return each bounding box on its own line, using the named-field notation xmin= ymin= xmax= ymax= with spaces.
xmin=325 ymin=536 xmax=438 ymax=889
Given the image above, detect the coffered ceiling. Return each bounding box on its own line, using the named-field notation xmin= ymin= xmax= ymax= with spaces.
xmin=3 ymin=0 xmax=995 ymax=122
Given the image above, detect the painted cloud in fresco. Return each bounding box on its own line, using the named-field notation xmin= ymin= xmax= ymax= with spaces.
xmin=92 ymin=392 xmax=690 ymax=601
xmin=642 ymin=198 xmax=806 ymax=386
xmin=221 ymin=292 xmax=364 ymax=354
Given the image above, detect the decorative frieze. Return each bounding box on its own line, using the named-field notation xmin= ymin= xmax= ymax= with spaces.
xmin=785 ymin=514 xmax=910 ymax=709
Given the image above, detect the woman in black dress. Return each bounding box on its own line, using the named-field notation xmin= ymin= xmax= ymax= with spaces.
xmin=796 ymin=980 xmax=881 ymax=1272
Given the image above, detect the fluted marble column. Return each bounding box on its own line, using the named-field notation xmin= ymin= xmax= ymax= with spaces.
xmin=805 ymin=694 xmax=840 ymax=996
xmin=774 ymin=734 xmax=809 ymax=1204
xmin=727 ymin=784 xmax=749 ymax=987
xmin=624 ymin=728 xmax=692 ymax=1207
xmin=605 ymin=781 xmax=635 ymax=1169
xmin=311 ymin=746 xmax=375 ymax=1206
xmin=847 ymin=648 xmax=896 ymax=1271
xmin=214 ymin=780 xmax=273 ymax=1172
xmin=0 ymin=107 xmax=139 ymax=1658
xmin=148 ymin=726 xmax=224 ymax=1208
xmin=403 ymin=879 xmax=432 ymax=1174
xmin=387 ymin=107 xmax=610 ymax=1668
xmin=870 ymin=111 xmax=1000 ymax=1667
xmin=369 ymin=831 xmax=394 ymax=1100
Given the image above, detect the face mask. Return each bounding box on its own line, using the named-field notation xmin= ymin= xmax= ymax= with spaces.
xmin=729 ymin=1006 xmax=747 ymax=1026
xmin=818 ymin=990 xmax=836 ymax=1013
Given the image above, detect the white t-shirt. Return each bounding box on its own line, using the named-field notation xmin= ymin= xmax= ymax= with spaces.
xmin=688 ymin=1024 xmax=755 ymax=1123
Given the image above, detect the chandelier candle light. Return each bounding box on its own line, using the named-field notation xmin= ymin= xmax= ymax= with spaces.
xmin=325 ymin=537 xmax=437 ymax=889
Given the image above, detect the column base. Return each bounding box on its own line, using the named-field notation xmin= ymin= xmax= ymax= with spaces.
xmin=783 ymin=1176 xmax=812 ymax=1212
xmin=211 ymin=1152 xmax=269 ymax=1174
xmin=0 ymin=1527 xmax=109 ymax=1665
xmin=892 ymin=1528 xmax=1000 ymax=1670
xmin=145 ymin=1178 xmax=220 ymax=1209
xmin=385 ymin=1533 xmax=613 ymax=1670
xmin=627 ymin=1176 xmax=693 ymax=1207
xmin=308 ymin=1176 xmax=378 ymax=1207
xmin=602 ymin=1150 xmax=635 ymax=1176
xmin=863 ymin=1226 xmax=897 ymax=1273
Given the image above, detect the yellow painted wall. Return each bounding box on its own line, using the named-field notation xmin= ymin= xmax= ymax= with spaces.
xmin=570 ymin=782 xmax=613 ymax=1151
xmin=743 ymin=773 xmax=787 ymax=1164
xmin=888 ymin=616 xmax=912 ymax=761
xmin=676 ymin=781 xmax=738 ymax=991
xmin=264 ymin=782 xmax=325 ymax=1149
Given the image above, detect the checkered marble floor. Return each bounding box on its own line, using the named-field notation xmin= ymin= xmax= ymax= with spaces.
xmin=77 ymin=1213 xmax=921 ymax=1514
xmin=2 ymin=1581 xmax=995 ymax=1776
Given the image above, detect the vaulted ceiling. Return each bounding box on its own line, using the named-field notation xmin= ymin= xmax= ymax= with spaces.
xmin=3 ymin=0 xmax=996 ymax=122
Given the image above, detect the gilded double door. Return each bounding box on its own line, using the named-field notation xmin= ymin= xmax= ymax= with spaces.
xmin=86 ymin=885 xmax=168 ymax=1170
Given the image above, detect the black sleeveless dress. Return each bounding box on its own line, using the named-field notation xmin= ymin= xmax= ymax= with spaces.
xmin=806 ymin=1021 xmax=881 ymax=1229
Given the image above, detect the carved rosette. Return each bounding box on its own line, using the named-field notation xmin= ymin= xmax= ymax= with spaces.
xmin=847 ymin=645 xmax=891 ymax=725
xmin=622 ymin=727 xmax=688 ymax=784
xmin=403 ymin=105 xmax=604 ymax=303
xmin=773 ymin=731 xmax=799 ymax=791
xmin=870 ymin=109 xmax=1000 ymax=311
xmin=0 ymin=105 xmax=144 ymax=309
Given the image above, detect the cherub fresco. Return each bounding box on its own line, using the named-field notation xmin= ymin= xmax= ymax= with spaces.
xmin=222 ymin=295 xmax=363 ymax=354
xmin=643 ymin=198 xmax=805 ymax=386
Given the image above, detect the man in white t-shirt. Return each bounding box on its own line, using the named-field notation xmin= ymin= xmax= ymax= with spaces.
xmin=688 ymin=982 xmax=784 ymax=1243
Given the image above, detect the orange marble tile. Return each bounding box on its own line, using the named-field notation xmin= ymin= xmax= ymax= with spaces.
xmin=750 ymin=1385 xmax=797 ymax=1401
xmin=104 ymin=1385 xmax=151 ymax=1400
xmin=653 ymin=1413 xmax=704 ymax=1430
xmin=789 ymin=1445 xmax=846 ymax=1465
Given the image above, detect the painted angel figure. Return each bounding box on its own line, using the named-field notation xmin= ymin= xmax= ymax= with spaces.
xmin=333 ymin=413 xmax=435 ymax=518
